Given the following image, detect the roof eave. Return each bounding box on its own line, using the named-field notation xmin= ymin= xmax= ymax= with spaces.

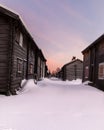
xmin=82 ymin=34 xmax=104 ymax=54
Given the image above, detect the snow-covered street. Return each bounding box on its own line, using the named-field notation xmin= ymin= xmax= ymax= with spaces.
xmin=0 ymin=78 xmax=104 ymax=130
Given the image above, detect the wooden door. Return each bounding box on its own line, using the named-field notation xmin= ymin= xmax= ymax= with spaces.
xmin=23 ymin=60 xmax=27 ymax=79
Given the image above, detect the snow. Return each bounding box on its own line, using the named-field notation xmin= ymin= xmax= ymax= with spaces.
xmin=0 ymin=78 xmax=104 ymax=130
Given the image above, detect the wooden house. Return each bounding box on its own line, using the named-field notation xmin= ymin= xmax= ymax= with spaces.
xmin=60 ymin=59 xmax=83 ymax=81
xmin=36 ymin=49 xmax=46 ymax=80
xmin=82 ymin=34 xmax=104 ymax=90
xmin=0 ymin=6 xmax=47 ymax=95
xmin=45 ymin=65 xmax=48 ymax=77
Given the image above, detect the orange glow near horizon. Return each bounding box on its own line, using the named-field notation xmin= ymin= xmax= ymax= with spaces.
xmin=46 ymin=54 xmax=83 ymax=73
xmin=46 ymin=59 xmax=62 ymax=73
xmin=1 ymin=1 xmax=102 ymax=73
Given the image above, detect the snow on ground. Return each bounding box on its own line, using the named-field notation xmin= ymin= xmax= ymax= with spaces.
xmin=0 ymin=78 xmax=104 ymax=130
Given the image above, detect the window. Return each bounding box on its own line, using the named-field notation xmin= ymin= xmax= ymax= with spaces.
xmin=30 ymin=50 xmax=34 ymax=58
xmin=19 ymin=32 xmax=23 ymax=47
xmin=29 ymin=64 xmax=33 ymax=74
xmin=15 ymin=28 xmax=23 ymax=47
xmin=98 ymin=63 xmax=104 ymax=79
xmin=17 ymin=58 xmax=23 ymax=73
xmin=84 ymin=51 xmax=90 ymax=61
xmin=98 ymin=42 xmax=104 ymax=55
xmin=85 ymin=66 xmax=89 ymax=78
xmin=15 ymin=28 xmax=20 ymax=43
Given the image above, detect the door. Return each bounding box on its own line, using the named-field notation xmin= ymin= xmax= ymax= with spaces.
xmin=90 ymin=48 xmax=96 ymax=83
xmin=23 ymin=60 xmax=27 ymax=79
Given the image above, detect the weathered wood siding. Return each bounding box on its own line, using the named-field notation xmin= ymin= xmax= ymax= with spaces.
xmin=95 ymin=40 xmax=104 ymax=90
xmin=82 ymin=50 xmax=90 ymax=81
xmin=37 ymin=57 xmax=45 ymax=80
xmin=62 ymin=67 xmax=66 ymax=81
xmin=83 ymin=37 xmax=104 ymax=90
xmin=37 ymin=56 xmax=41 ymax=79
xmin=0 ymin=14 xmax=10 ymax=92
xmin=36 ymin=49 xmax=46 ymax=80
xmin=27 ymin=42 xmax=35 ymax=79
xmin=66 ymin=60 xmax=83 ymax=80
xmin=41 ymin=61 xmax=45 ymax=78
xmin=0 ymin=7 xmax=47 ymax=95
xmin=10 ymin=27 xmax=28 ymax=92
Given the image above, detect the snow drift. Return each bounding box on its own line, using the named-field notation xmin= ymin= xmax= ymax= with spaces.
xmin=0 ymin=78 xmax=104 ymax=130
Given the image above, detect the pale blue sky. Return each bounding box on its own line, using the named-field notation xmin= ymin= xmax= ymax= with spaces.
xmin=0 ymin=0 xmax=104 ymax=71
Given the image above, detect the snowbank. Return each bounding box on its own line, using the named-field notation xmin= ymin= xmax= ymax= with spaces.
xmin=0 ymin=78 xmax=104 ymax=130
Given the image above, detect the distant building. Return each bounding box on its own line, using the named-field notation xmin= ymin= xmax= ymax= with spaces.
xmin=0 ymin=6 xmax=47 ymax=95
xmin=82 ymin=34 xmax=104 ymax=90
xmin=60 ymin=59 xmax=83 ymax=81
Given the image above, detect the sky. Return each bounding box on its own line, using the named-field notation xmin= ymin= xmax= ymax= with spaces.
xmin=0 ymin=0 xmax=104 ymax=72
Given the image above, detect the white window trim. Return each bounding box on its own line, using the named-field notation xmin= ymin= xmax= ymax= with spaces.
xmin=19 ymin=32 xmax=23 ymax=47
xmin=98 ymin=62 xmax=104 ymax=80
xmin=17 ymin=58 xmax=23 ymax=73
xmin=29 ymin=63 xmax=34 ymax=74
xmin=85 ymin=66 xmax=89 ymax=78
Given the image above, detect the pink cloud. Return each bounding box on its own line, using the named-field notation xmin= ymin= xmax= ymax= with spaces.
xmin=47 ymin=58 xmax=63 ymax=72
xmin=59 ymin=1 xmax=91 ymax=25
xmin=0 ymin=1 xmax=87 ymax=72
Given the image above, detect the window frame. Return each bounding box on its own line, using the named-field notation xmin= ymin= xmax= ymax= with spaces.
xmin=98 ymin=62 xmax=104 ymax=80
xmin=85 ymin=66 xmax=89 ymax=79
xmin=98 ymin=42 xmax=104 ymax=55
xmin=19 ymin=32 xmax=23 ymax=47
xmin=29 ymin=63 xmax=34 ymax=74
xmin=17 ymin=58 xmax=23 ymax=74
xmin=15 ymin=28 xmax=23 ymax=47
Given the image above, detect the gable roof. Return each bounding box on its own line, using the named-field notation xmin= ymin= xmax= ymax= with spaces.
xmin=0 ymin=5 xmax=19 ymax=20
xmin=0 ymin=5 xmax=47 ymax=62
xmin=62 ymin=59 xmax=83 ymax=69
xmin=0 ymin=5 xmax=39 ymax=49
xmin=82 ymin=34 xmax=104 ymax=54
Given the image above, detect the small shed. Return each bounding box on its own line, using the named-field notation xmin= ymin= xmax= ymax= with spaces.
xmin=61 ymin=59 xmax=83 ymax=81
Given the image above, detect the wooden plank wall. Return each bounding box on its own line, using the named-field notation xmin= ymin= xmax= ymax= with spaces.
xmin=10 ymin=30 xmax=28 ymax=91
xmin=0 ymin=15 xmax=10 ymax=92
xmin=83 ymin=51 xmax=90 ymax=81
xmin=66 ymin=61 xmax=83 ymax=81
xmin=37 ymin=56 xmax=41 ymax=79
xmin=95 ymin=40 xmax=104 ymax=89
xmin=0 ymin=13 xmax=46 ymax=94
xmin=27 ymin=42 xmax=35 ymax=79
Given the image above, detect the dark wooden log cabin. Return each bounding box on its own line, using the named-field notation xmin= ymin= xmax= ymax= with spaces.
xmin=36 ymin=49 xmax=47 ymax=80
xmin=60 ymin=59 xmax=83 ymax=81
xmin=0 ymin=6 xmax=47 ymax=95
xmin=82 ymin=34 xmax=104 ymax=90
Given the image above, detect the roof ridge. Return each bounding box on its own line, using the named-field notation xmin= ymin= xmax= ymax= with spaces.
xmin=62 ymin=59 xmax=82 ymax=68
